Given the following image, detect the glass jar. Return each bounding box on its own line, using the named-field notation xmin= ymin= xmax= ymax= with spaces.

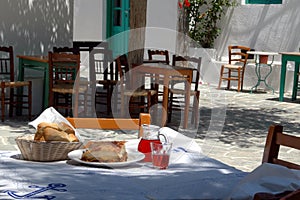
xmin=138 ymin=124 xmax=166 ymax=162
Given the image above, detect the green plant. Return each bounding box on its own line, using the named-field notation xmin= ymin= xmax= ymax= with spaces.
xmin=182 ymin=0 xmax=237 ymax=48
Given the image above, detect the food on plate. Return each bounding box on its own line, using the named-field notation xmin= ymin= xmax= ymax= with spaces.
xmin=34 ymin=122 xmax=79 ymax=142
xmin=81 ymin=141 xmax=128 ymax=162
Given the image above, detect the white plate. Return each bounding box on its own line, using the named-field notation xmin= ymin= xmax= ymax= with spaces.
xmin=68 ymin=149 xmax=145 ymax=168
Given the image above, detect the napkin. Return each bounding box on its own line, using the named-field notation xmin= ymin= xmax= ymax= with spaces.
xmin=159 ymin=127 xmax=203 ymax=164
xmin=28 ymin=107 xmax=82 ymax=141
xmin=228 ymin=163 xmax=300 ymax=200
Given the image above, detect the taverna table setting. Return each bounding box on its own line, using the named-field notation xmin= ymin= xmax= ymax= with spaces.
xmin=1 ymin=108 xmax=299 ymax=199
xmin=0 ymin=107 xmax=247 ymax=199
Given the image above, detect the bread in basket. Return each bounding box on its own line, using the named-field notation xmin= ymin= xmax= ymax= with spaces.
xmin=15 ymin=122 xmax=82 ymax=162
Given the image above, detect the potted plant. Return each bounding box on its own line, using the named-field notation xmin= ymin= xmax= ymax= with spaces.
xmin=179 ymin=0 xmax=237 ymax=48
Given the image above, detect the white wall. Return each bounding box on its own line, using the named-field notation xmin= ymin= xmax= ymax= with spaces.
xmin=145 ymin=0 xmax=178 ymax=54
xmin=0 ymin=0 xmax=74 ymax=58
xmin=73 ymin=0 xmax=104 ymax=41
xmin=0 ymin=0 xmax=74 ymax=114
xmin=215 ymin=0 xmax=300 ymax=60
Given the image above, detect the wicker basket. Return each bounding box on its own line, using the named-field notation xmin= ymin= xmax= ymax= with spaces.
xmin=15 ymin=134 xmax=83 ymax=162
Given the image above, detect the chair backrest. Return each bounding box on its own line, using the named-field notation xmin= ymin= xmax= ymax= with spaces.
xmin=262 ymin=124 xmax=300 ymax=170
xmin=147 ymin=49 xmax=170 ymax=65
xmin=172 ymin=55 xmax=202 ymax=91
xmin=53 ymin=46 xmax=80 ymax=55
xmin=228 ymin=45 xmax=251 ymax=67
xmin=73 ymin=41 xmax=108 ymax=52
xmin=0 ymin=46 xmax=14 ymax=82
xmin=66 ymin=113 xmax=151 ymax=138
xmin=48 ymin=52 xmax=81 ymax=89
xmin=115 ymin=54 xmax=131 ymax=89
xmin=89 ymin=48 xmax=116 ymax=83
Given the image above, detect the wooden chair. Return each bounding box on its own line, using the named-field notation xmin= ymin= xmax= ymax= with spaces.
xmin=218 ymin=45 xmax=251 ymax=92
xmin=168 ymin=55 xmax=202 ymax=126
xmin=116 ymin=54 xmax=158 ymax=118
xmin=262 ymin=124 xmax=300 ymax=170
xmin=53 ymin=46 xmax=81 ymax=112
xmin=146 ymin=49 xmax=170 ymax=65
xmin=48 ymin=52 xmax=87 ymax=117
xmin=253 ymin=124 xmax=300 ymax=200
xmin=89 ymin=48 xmax=117 ymax=116
xmin=145 ymin=49 xmax=170 ymax=97
xmin=0 ymin=46 xmax=32 ymax=122
xmin=67 ymin=113 xmax=151 ymax=138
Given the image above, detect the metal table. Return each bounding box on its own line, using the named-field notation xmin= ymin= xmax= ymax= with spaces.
xmin=279 ymin=52 xmax=300 ymax=101
xmin=17 ymin=55 xmax=49 ymax=109
xmin=247 ymin=51 xmax=278 ymax=93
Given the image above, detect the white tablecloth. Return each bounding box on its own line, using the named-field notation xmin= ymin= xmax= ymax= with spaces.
xmin=0 ymin=151 xmax=245 ymax=200
xmin=228 ymin=163 xmax=300 ymax=200
xmin=0 ymin=134 xmax=245 ymax=200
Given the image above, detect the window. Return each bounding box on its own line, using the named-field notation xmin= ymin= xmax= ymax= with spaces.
xmin=246 ymin=0 xmax=282 ymax=4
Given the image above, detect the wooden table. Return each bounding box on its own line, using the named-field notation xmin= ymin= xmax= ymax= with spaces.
xmin=17 ymin=55 xmax=49 ymax=109
xmin=279 ymin=52 xmax=300 ymax=101
xmin=133 ymin=63 xmax=193 ymax=129
xmin=247 ymin=51 xmax=278 ymax=93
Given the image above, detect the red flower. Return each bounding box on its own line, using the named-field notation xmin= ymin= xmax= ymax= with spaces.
xmin=184 ymin=0 xmax=190 ymax=7
xmin=178 ymin=1 xmax=183 ymax=8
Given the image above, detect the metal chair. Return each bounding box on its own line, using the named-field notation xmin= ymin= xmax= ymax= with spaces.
xmin=0 ymin=46 xmax=32 ymax=122
xmin=218 ymin=45 xmax=251 ymax=92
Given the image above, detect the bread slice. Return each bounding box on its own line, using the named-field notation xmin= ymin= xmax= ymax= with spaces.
xmin=82 ymin=141 xmax=127 ymax=162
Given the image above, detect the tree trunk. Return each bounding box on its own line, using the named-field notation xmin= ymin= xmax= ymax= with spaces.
xmin=176 ymin=6 xmax=190 ymax=56
xmin=128 ymin=0 xmax=147 ymax=67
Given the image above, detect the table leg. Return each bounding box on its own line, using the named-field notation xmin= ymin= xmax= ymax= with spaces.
xmin=263 ymin=64 xmax=274 ymax=94
xmin=43 ymin=65 xmax=49 ymax=108
xmin=292 ymin=61 xmax=300 ymax=100
xmin=183 ymin=77 xmax=191 ymax=129
xmin=16 ymin=59 xmax=25 ymax=115
xmin=279 ymin=56 xmax=287 ymax=101
xmin=161 ymin=77 xmax=169 ymax=127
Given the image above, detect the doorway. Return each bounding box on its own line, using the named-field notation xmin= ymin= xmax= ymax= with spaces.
xmin=107 ymin=0 xmax=130 ymax=56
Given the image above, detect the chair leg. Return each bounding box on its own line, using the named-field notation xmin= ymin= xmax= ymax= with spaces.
xmin=9 ymin=88 xmax=14 ymax=117
xmin=106 ymin=85 xmax=111 ymax=115
xmin=1 ymin=86 xmax=5 ymax=122
xmin=147 ymin=92 xmax=151 ymax=113
xmin=73 ymin=92 xmax=79 ymax=118
xmin=237 ymin=68 xmax=241 ymax=92
xmin=120 ymin=93 xmax=125 ymax=117
xmin=168 ymin=91 xmax=174 ymax=123
xmin=241 ymin=71 xmax=245 ymax=92
xmin=192 ymin=91 xmax=200 ymax=128
xmin=28 ymin=82 xmax=32 ymax=121
xmin=227 ymin=69 xmax=231 ymax=90
xmin=218 ymin=66 xmax=224 ymax=89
